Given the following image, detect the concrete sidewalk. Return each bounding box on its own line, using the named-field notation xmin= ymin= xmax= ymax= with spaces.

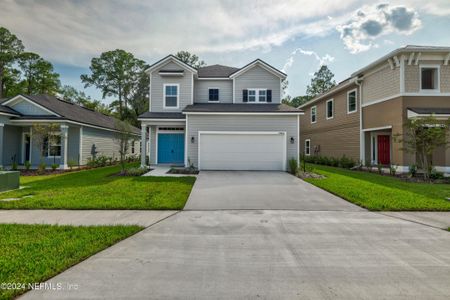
xmin=0 ymin=210 xmax=177 ymax=227
xmin=380 ymin=211 xmax=450 ymax=230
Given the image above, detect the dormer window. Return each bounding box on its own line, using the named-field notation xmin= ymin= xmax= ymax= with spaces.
xmin=420 ymin=65 xmax=440 ymax=92
xmin=164 ymin=84 xmax=179 ymax=108
xmin=245 ymin=89 xmax=271 ymax=103
xmin=208 ymin=88 xmax=219 ymax=102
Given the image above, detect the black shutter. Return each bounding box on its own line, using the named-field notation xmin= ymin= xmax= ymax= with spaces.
xmin=243 ymin=89 xmax=248 ymax=102
xmin=267 ymin=90 xmax=272 ymax=102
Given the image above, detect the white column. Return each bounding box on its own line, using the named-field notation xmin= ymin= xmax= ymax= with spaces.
xmin=60 ymin=125 xmax=69 ymax=169
xmin=140 ymin=124 xmax=147 ymax=168
xmin=0 ymin=124 xmax=4 ymax=168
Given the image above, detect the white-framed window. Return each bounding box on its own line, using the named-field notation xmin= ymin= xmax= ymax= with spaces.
xmin=420 ymin=65 xmax=440 ymax=92
xmin=42 ymin=133 xmax=62 ymax=158
xmin=326 ymin=99 xmax=334 ymax=120
xmin=305 ymin=139 xmax=311 ymax=156
xmin=347 ymin=89 xmax=357 ymax=114
xmin=208 ymin=88 xmax=219 ymax=102
xmin=311 ymin=106 xmax=317 ymax=123
xmin=163 ymin=84 xmax=179 ymax=108
xmin=248 ymin=89 xmax=267 ymax=102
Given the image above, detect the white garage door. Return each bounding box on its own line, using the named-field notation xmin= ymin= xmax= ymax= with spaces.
xmin=199 ymin=132 xmax=286 ymax=171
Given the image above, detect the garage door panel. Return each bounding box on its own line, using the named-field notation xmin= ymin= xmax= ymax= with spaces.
xmin=199 ymin=132 xmax=285 ymax=171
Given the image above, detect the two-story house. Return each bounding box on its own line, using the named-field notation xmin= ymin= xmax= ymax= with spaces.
xmin=300 ymin=45 xmax=450 ymax=174
xmin=138 ymin=55 xmax=303 ymax=171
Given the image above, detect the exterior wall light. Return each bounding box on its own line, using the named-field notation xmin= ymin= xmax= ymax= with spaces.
xmin=191 ymin=136 xmax=195 ymax=143
xmin=290 ymin=137 xmax=295 ymax=144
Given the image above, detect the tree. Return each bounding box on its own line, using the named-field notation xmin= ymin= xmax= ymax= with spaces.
xmin=394 ymin=116 xmax=450 ymax=180
xmin=81 ymin=49 xmax=147 ymax=120
xmin=113 ymin=120 xmax=133 ymax=173
xmin=18 ymin=52 xmax=60 ymax=95
xmin=1 ymin=67 xmax=25 ymax=97
xmin=282 ymin=95 xmax=312 ymax=108
xmin=0 ymin=27 xmax=24 ymax=97
xmin=306 ymin=65 xmax=336 ymax=99
xmin=59 ymin=85 xmax=112 ymax=115
xmin=175 ymin=51 xmax=206 ymax=68
xmin=31 ymin=123 xmax=60 ymax=171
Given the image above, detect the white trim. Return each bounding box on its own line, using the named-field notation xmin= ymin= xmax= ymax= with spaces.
xmin=310 ymin=106 xmax=317 ymax=124
xmin=146 ymin=55 xmax=198 ymax=74
xmin=393 ymin=55 xmax=400 ymax=67
xmin=60 ymin=125 xmax=68 ymax=169
xmin=326 ymin=99 xmax=334 ymax=120
xmin=408 ymin=53 xmax=415 ymax=65
xmin=0 ymin=123 xmax=4 ymax=127
xmin=191 ymin=73 xmax=194 ymax=105
xmin=2 ymin=95 xmax=61 ymax=117
xmin=444 ymin=53 xmax=450 ymax=66
xmin=0 ymin=112 xmax=20 ymax=117
xmin=370 ymin=131 xmax=392 ymax=165
xmin=415 ymin=52 xmax=421 ymax=65
xmin=434 ymin=166 xmax=450 ymax=173
xmin=229 ymin=60 xmax=287 ymax=79
xmin=163 ymin=83 xmax=180 ymax=109
xmin=138 ymin=118 xmax=186 ymax=122
xmin=185 ymin=115 xmax=189 ymax=167
xmin=304 ymin=139 xmax=311 ymax=156
xmin=362 ymin=125 xmax=392 ymax=132
xmin=400 ymin=55 xmax=405 ymax=93
xmin=182 ymin=112 xmax=304 ymax=116
xmin=361 ymin=94 xmax=402 ymax=108
xmin=388 ymin=58 xmax=394 ymax=70
xmin=362 ymin=92 xmax=450 ymax=109
xmin=155 ymin=127 xmax=159 ymax=164
xmin=297 ymin=114 xmax=300 ymax=162
xmin=232 ymin=78 xmax=236 ymax=103
xmin=197 ymin=77 xmax=231 ymax=80
xmin=207 ymin=87 xmax=220 ymax=102
xmin=407 ymin=110 xmax=450 ymax=119
xmin=158 ymin=72 xmax=184 ymax=76
xmin=247 ymin=88 xmax=267 ymax=103
xmin=197 ymin=131 xmax=287 ymax=171
xmin=149 ymin=73 xmax=152 ymax=112
xmin=155 ymin=127 xmax=186 ymax=165
xmin=346 ymin=89 xmax=358 ymax=114
xmin=419 ymin=64 xmax=440 ymax=93
xmin=79 ymin=127 xmax=83 ymax=165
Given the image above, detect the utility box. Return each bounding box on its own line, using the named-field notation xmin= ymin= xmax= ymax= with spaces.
xmin=0 ymin=171 xmax=20 ymax=192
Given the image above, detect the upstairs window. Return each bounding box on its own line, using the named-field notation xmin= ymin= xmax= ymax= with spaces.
xmin=420 ymin=66 xmax=439 ymax=91
xmin=245 ymin=89 xmax=271 ymax=102
xmin=208 ymin=88 xmax=219 ymax=102
xmin=326 ymin=99 xmax=334 ymax=119
xmin=164 ymin=84 xmax=179 ymax=108
xmin=311 ymin=106 xmax=317 ymax=123
xmin=347 ymin=90 xmax=357 ymax=113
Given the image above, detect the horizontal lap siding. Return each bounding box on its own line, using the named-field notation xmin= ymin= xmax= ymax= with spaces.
xmin=194 ymin=80 xmax=233 ymax=103
xmin=10 ymin=100 xmax=53 ymax=115
xmin=2 ymin=125 xmax=21 ymax=165
xmin=362 ymin=64 xmax=399 ymax=105
xmin=149 ymin=126 xmax=157 ymax=164
xmin=67 ymin=126 xmax=80 ymax=164
xmin=187 ymin=115 xmax=298 ymax=168
xmin=234 ymin=65 xmax=281 ymax=103
xmin=81 ymin=127 xmax=120 ymax=164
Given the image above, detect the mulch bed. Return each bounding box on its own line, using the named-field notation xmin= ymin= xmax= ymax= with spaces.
xmin=167 ymin=168 xmax=199 ymax=175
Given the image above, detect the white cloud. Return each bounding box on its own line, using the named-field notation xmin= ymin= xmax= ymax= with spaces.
xmin=336 ymin=3 xmax=422 ymax=53
xmin=282 ymin=48 xmax=335 ymax=73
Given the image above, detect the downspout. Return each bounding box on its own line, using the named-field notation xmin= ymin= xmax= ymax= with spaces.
xmin=355 ymin=77 xmax=364 ymax=165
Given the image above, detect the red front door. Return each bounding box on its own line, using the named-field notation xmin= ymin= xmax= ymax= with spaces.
xmin=377 ymin=135 xmax=390 ymax=165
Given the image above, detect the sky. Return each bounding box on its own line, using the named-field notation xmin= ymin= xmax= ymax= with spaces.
xmin=1 ymin=0 xmax=450 ymax=102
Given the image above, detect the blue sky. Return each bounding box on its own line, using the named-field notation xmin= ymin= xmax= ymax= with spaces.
xmin=2 ymin=0 xmax=450 ymax=102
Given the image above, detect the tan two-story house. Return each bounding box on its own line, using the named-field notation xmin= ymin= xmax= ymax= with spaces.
xmin=300 ymin=45 xmax=450 ymax=174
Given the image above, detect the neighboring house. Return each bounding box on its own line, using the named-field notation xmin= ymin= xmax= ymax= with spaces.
xmin=138 ymin=55 xmax=303 ymax=171
xmin=300 ymin=45 xmax=450 ymax=173
xmin=0 ymin=94 xmax=141 ymax=169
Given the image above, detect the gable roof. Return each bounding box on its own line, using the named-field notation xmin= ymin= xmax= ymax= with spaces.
xmin=2 ymin=95 xmax=140 ymax=134
xmin=145 ymin=54 xmax=198 ymax=74
xmin=229 ymin=59 xmax=287 ymax=79
xmin=0 ymin=102 xmax=21 ymax=116
xmin=298 ymin=78 xmax=356 ymax=109
xmin=197 ymin=64 xmax=239 ymax=78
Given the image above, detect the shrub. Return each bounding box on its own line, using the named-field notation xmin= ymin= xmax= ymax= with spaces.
xmin=11 ymin=161 xmax=18 ymax=171
xmin=365 ymin=160 xmax=372 ymax=172
xmin=68 ymin=160 xmax=77 ymax=170
xmin=389 ymin=164 xmax=397 ymax=176
xmin=123 ymin=167 xmax=148 ymax=177
xmin=408 ymin=164 xmax=417 ymax=177
xmin=377 ymin=164 xmax=383 ymax=174
xmin=38 ymin=162 xmax=47 ymax=175
xmin=51 ymin=163 xmax=59 ymax=171
xmin=288 ymin=158 xmax=298 ymax=175
xmin=24 ymin=160 xmax=31 ymax=171
xmin=339 ymin=155 xmax=355 ymax=169
xmin=429 ymin=168 xmax=444 ymax=180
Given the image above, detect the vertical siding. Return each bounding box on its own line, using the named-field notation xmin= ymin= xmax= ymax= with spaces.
xmin=362 ymin=64 xmax=400 ymax=104
xmin=234 ymin=65 xmax=281 ymax=103
xmin=187 ymin=115 xmax=298 ymax=168
xmin=10 ymin=100 xmax=53 ymax=115
xmin=194 ymin=80 xmax=233 ymax=103
xmin=150 ymin=61 xmax=193 ymax=112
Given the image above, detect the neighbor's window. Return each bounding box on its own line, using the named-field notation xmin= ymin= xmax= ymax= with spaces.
xmin=164 ymin=84 xmax=178 ymax=108
xmin=326 ymin=99 xmax=334 ymax=119
xmin=42 ymin=134 xmax=62 ymax=157
xmin=421 ymin=66 xmax=439 ymax=91
xmin=347 ymin=90 xmax=357 ymax=113
xmin=248 ymin=89 xmax=256 ymax=102
xmin=247 ymin=89 xmax=267 ymax=102
xmin=208 ymin=88 xmax=219 ymax=101
xmin=311 ymin=106 xmax=317 ymax=123
xmin=258 ymin=89 xmax=267 ymax=102
xmin=305 ymin=139 xmax=311 ymax=156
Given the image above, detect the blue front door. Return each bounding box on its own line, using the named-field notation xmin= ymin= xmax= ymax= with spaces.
xmin=158 ymin=133 xmax=185 ymax=164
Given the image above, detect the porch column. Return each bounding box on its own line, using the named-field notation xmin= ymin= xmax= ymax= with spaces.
xmin=140 ymin=124 xmax=147 ymax=168
xmin=60 ymin=125 xmax=68 ymax=169
xmin=0 ymin=124 xmax=4 ymax=168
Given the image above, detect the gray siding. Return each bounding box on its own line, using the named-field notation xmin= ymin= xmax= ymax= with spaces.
xmin=0 ymin=116 xmax=12 ymax=124
xmin=194 ymin=80 xmax=233 ymax=103
xmin=149 ymin=126 xmax=157 ymax=164
xmin=3 ymin=125 xmax=22 ymax=166
xmin=150 ymin=61 xmax=193 ymax=112
xmin=234 ymin=65 xmax=281 ymax=103
xmin=10 ymin=100 xmax=53 ymax=115
xmin=187 ymin=115 xmax=298 ymax=168
xmin=67 ymin=126 xmax=80 ymax=164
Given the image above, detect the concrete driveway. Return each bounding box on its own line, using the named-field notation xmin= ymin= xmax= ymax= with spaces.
xmin=185 ymin=171 xmax=363 ymax=211
xmin=23 ymin=210 xmax=450 ymax=299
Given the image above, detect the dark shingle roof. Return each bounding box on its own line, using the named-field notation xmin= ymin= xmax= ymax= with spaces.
xmin=138 ymin=112 xmax=185 ymax=119
xmin=0 ymin=104 xmax=20 ymax=115
xmin=408 ymin=107 xmax=450 ymax=114
xmin=183 ymin=103 xmax=303 ymax=113
xmin=197 ymin=64 xmax=240 ymax=78
xmin=11 ymin=95 xmax=140 ymax=134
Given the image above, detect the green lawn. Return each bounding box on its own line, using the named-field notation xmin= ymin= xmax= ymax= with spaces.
xmin=0 ymin=165 xmax=196 ymax=209
xmin=0 ymin=224 xmax=142 ymax=300
xmin=304 ymin=164 xmax=450 ymax=211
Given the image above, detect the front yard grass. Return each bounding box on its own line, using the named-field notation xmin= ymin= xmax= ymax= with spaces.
xmin=0 ymin=224 xmax=142 ymax=300
xmin=304 ymin=164 xmax=450 ymax=211
xmin=0 ymin=165 xmax=195 ymax=209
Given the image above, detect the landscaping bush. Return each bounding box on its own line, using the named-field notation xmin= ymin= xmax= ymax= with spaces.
xmin=51 ymin=163 xmax=59 ymax=171
xmin=338 ymin=155 xmax=355 ymax=169
xmin=121 ymin=167 xmax=148 ymax=176
xmin=389 ymin=164 xmax=397 ymax=176
xmin=68 ymin=160 xmax=77 ymax=170
xmin=429 ymin=168 xmax=444 ymax=180
xmin=304 ymin=154 xmax=355 ymax=169
xmin=38 ymin=162 xmax=46 ymax=175
xmin=408 ymin=164 xmax=417 ymax=177
xmin=24 ymin=161 xmax=31 ymax=171
xmin=288 ymin=158 xmax=298 ymax=175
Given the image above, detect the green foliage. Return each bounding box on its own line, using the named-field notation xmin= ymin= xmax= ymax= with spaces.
xmin=59 ymin=85 xmax=112 ymax=115
xmin=51 ymin=163 xmax=59 ymax=171
xmin=122 ymin=167 xmax=148 ymax=176
xmin=31 ymin=123 xmax=60 ymax=163
xmin=67 ymin=160 xmax=77 ymax=170
xmin=0 ymin=224 xmax=142 ymax=299
xmin=306 ymin=65 xmax=336 ymax=99
xmin=409 ymin=164 xmax=417 ymax=177
xmin=38 ymin=162 xmax=46 ymax=175
xmin=114 ymin=120 xmax=133 ymax=172
xmin=24 ymin=160 xmax=31 ymax=171
xmin=175 ymin=51 xmax=206 ymax=68
xmin=304 ymin=154 xmax=355 ymax=169
xmin=18 ymin=52 xmax=60 ymax=95
xmin=288 ymin=158 xmax=298 ymax=175
xmin=0 ymin=26 xmax=24 ymax=97
xmin=389 ymin=164 xmax=397 ymax=176
xmin=376 ymin=164 xmax=383 ymax=174
xmin=282 ymin=95 xmax=312 ymax=107
xmin=430 ymin=168 xmax=445 ymax=180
